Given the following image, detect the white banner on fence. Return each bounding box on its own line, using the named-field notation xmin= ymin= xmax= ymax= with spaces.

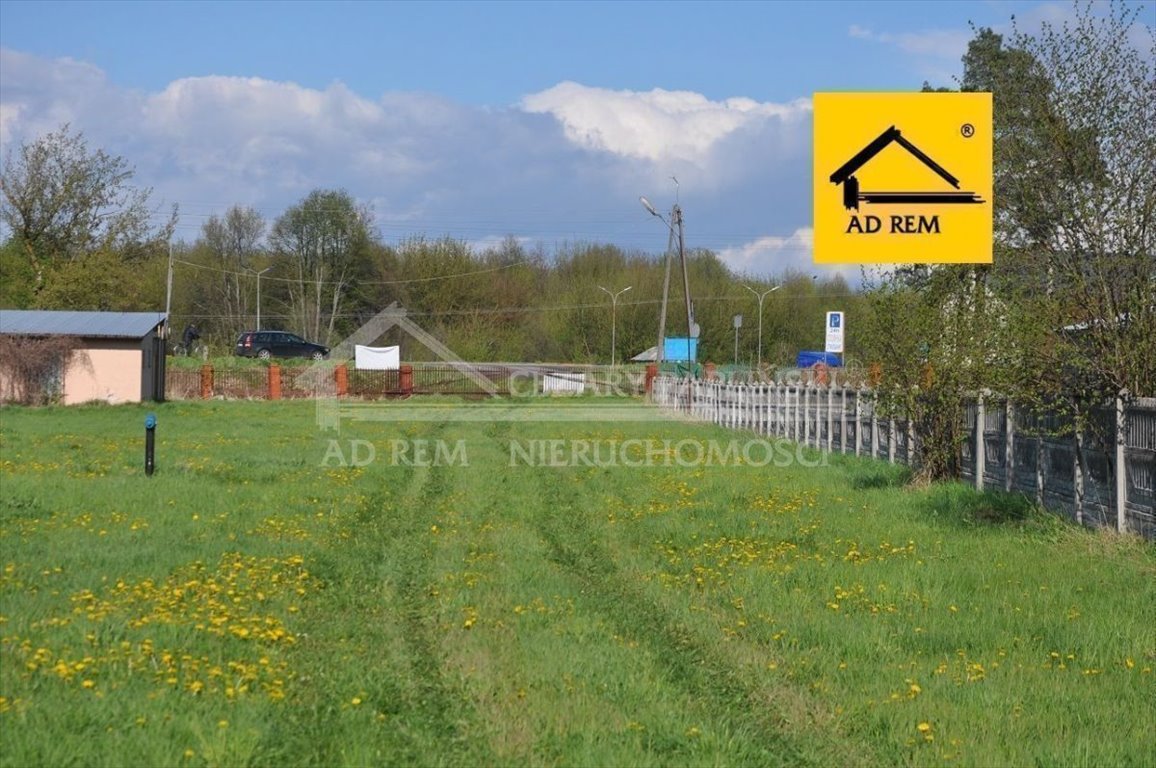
xmin=543 ymin=372 xmax=586 ymax=394
xmin=354 ymin=345 xmax=400 ymax=370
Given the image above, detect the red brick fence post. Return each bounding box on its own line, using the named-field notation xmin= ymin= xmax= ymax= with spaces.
xmin=200 ymin=364 xmax=213 ymax=399
xmin=335 ymin=364 xmax=348 ymax=397
xmin=268 ymin=364 xmax=282 ymax=400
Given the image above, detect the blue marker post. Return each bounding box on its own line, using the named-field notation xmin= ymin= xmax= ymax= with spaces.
xmin=145 ymin=412 xmax=157 ymax=476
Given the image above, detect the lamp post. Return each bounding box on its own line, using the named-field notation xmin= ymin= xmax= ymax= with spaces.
xmin=253 ymin=267 xmax=273 ymax=330
xmin=598 ymin=285 xmax=632 ymax=366
xmin=733 ymin=314 xmax=743 ymax=366
xmin=743 ymin=284 xmax=780 ymax=370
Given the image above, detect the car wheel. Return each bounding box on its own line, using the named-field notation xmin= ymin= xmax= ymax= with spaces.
xmin=257 ymin=349 xmax=272 ymax=360
xmin=311 ymin=350 xmax=325 ymax=361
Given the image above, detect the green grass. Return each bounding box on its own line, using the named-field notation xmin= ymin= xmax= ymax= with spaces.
xmin=0 ymin=400 xmax=1153 ymax=767
xmin=166 ymin=355 xmax=268 ymax=370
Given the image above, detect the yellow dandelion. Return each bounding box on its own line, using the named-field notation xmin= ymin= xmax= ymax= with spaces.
xmin=351 ymin=696 xmax=363 ymax=706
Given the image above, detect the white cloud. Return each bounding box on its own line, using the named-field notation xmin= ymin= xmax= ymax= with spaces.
xmin=0 ymin=48 xmax=137 ymax=151
xmin=718 ymin=229 xmax=814 ymax=276
xmin=0 ymin=50 xmax=818 ymax=279
xmin=846 ymin=25 xmax=971 ymax=60
xmin=718 ymin=229 xmax=862 ymax=286
xmin=464 ymin=234 xmax=535 ymax=254
xmin=521 ymin=81 xmax=810 ymax=167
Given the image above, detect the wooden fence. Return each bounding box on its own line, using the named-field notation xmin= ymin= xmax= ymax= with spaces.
xmin=652 ymin=376 xmax=1155 ymax=538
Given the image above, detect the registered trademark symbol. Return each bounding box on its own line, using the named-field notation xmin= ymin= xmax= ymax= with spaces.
xmin=960 ymin=123 xmax=975 ymax=138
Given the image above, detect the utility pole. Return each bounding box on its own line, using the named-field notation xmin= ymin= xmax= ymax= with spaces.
xmin=164 ymin=241 xmax=174 ymax=341
xmin=675 ymin=204 xmax=695 ymax=410
xmin=655 ymin=219 xmax=675 ymax=364
xmin=641 ymin=196 xmax=696 ymax=409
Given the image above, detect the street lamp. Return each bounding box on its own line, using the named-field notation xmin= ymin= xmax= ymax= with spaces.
xmin=252 ymin=266 xmax=273 ymax=329
xmin=598 ymin=285 xmax=632 ymax=366
xmin=743 ymin=284 xmax=781 ymax=370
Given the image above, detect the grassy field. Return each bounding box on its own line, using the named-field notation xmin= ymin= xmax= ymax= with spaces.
xmin=0 ymin=399 xmax=1153 ymax=767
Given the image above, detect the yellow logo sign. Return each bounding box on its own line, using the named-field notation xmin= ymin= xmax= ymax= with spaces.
xmin=813 ymin=92 xmax=992 ymax=264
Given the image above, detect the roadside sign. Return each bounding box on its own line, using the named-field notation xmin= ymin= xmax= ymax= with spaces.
xmin=825 ymin=311 xmax=844 ymax=353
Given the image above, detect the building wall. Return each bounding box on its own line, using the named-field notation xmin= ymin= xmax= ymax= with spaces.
xmin=64 ymin=343 xmax=142 ymax=405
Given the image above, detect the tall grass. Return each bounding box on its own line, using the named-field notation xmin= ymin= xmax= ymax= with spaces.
xmin=1 ymin=400 xmax=1152 ymax=766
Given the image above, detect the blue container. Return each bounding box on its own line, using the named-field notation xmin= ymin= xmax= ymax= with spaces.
xmin=796 ymin=351 xmax=842 ymax=368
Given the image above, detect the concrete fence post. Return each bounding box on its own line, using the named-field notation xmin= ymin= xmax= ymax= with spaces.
xmin=975 ymin=394 xmax=986 ymax=492
xmin=854 ymin=387 xmax=862 ymax=457
xmin=840 ymin=387 xmax=848 ymax=455
xmin=1074 ymin=421 xmax=1084 ymax=527
xmin=786 ymin=386 xmax=792 ymax=441
xmin=907 ymin=404 xmax=916 ymax=467
xmin=1005 ymin=400 xmax=1015 ymax=493
xmin=1116 ymin=391 xmax=1127 ymax=533
xmin=871 ymin=392 xmax=879 ymax=460
xmin=1036 ymin=423 xmax=1045 ymax=507
xmin=804 ymin=385 xmax=811 ymax=448
xmin=888 ymin=416 xmax=896 ymax=465
xmin=826 ymin=383 xmax=834 ymax=453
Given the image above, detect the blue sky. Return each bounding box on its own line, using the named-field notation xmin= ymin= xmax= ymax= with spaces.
xmin=1 ymin=0 xmax=1151 ymax=281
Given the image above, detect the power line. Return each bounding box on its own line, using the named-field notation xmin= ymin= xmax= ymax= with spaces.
xmin=171 ymin=257 xmax=537 ymax=286
xmin=176 ymin=291 xmax=860 ymax=322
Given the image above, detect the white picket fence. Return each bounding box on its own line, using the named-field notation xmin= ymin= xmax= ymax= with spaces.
xmin=652 ymin=375 xmax=1156 ymax=538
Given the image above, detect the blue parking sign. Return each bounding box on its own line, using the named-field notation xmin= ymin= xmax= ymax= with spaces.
xmin=825 ymin=311 xmax=845 ymax=353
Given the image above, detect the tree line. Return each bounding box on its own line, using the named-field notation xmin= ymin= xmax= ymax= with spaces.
xmin=0 ymin=129 xmax=857 ymax=366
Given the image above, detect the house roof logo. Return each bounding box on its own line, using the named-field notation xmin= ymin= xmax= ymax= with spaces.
xmin=312 ymin=302 xmax=498 ymax=432
xmin=830 ymin=125 xmax=985 ymax=211
xmin=309 ymin=301 xmax=668 ymax=431
xmin=812 ymin=91 xmax=992 ymax=264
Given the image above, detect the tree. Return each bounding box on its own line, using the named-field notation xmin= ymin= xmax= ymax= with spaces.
xmin=980 ymin=3 xmax=1156 ymax=408
xmin=859 ymin=1 xmax=1154 ymax=481
xmin=0 ymin=124 xmax=176 ymax=297
xmin=269 ymin=189 xmax=374 ymax=344
xmin=194 ymin=206 xmax=266 ymax=338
